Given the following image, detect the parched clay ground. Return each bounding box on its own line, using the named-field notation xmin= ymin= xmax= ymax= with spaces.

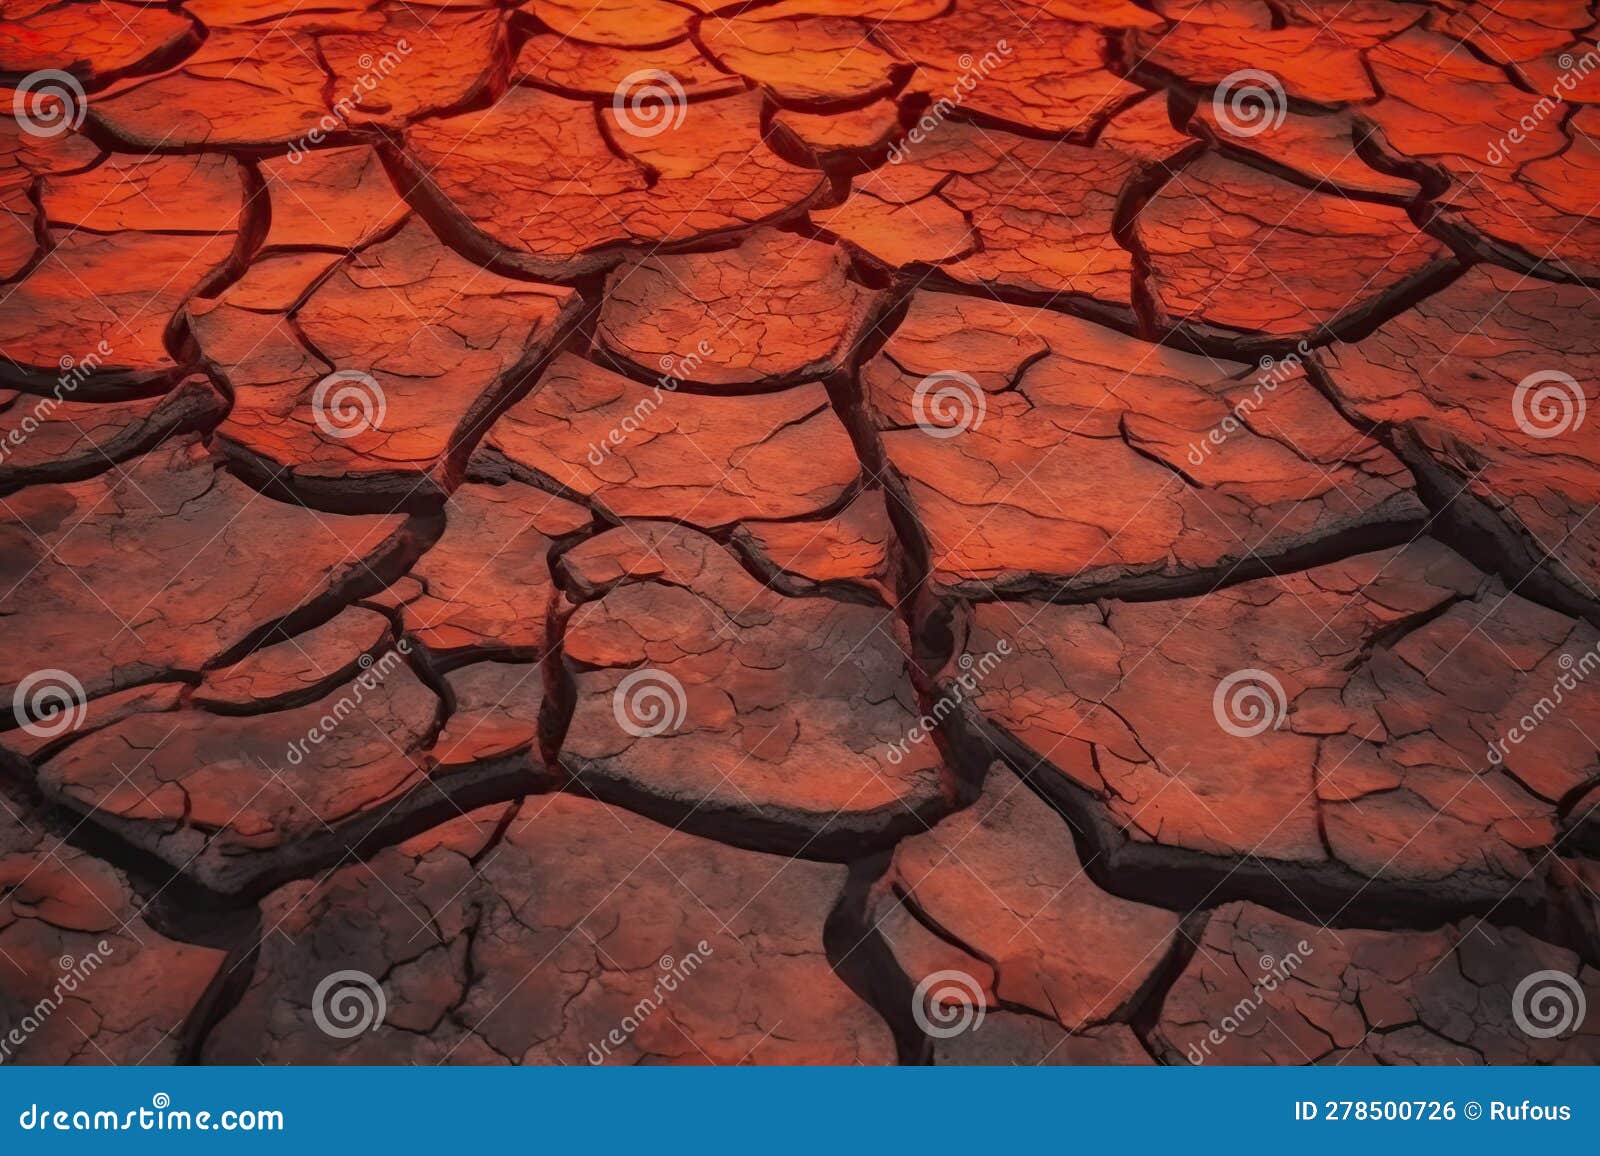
xmin=1 ymin=0 xmax=1598 ymax=1065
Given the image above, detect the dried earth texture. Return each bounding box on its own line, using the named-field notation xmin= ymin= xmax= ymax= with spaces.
xmin=0 ymin=0 xmax=1596 ymax=1067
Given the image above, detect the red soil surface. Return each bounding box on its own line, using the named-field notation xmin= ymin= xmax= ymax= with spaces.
xmin=0 ymin=0 xmax=1596 ymax=1065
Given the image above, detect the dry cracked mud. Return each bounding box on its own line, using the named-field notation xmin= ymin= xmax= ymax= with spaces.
xmin=0 ymin=0 xmax=1597 ymax=1067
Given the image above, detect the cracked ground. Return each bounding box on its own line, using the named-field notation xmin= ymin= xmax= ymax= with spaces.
xmin=1 ymin=0 xmax=1599 ymax=1066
